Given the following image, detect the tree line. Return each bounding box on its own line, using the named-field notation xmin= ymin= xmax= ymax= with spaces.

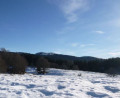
xmin=0 ymin=48 xmax=120 ymax=75
xmin=20 ymin=52 xmax=120 ymax=75
xmin=48 ymin=58 xmax=120 ymax=75
xmin=0 ymin=49 xmax=50 ymax=74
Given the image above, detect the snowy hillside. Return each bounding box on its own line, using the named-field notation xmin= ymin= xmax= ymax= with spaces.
xmin=0 ymin=68 xmax=120 ymax=98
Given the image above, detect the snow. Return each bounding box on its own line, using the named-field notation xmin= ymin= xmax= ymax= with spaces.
xmin=0 ymin=67 xmax=120 ymax=98
xmin=37 ymin=52 xmax=55 ymax=56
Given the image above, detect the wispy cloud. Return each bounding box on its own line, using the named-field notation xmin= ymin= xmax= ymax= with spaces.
xmin=49 ymin=0 xmax=89 ymax=23
xmin=108 ymin=18 xmax=120 ymax=27
xmin=80 ymin=44 xmax=95 ymax=47
xmin=54 ymin=49 xmax=76 ymax=55
xmin=70 ymin=43 xmax=95 ymax=48
xmin=56 ymin=26 xmax=74 ymax=35
xmin=61 ymin=0 xmax=89 ymax=23
xmin=94 ymin=31 xmax=105 ymax=34
xmin=71 ymin=43 xmax=79 ymax=47
xmin=108 ymin=52 xmax=120 ymax=57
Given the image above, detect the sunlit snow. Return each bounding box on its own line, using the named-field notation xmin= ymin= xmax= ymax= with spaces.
xmin=0 ymin=67 xmax=120 ymax=98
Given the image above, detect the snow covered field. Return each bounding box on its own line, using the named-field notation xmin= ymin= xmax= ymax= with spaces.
xmin=0 ymin=68 xmax=120 ymax=98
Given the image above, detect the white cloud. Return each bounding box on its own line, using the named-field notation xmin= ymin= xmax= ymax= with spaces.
xmin=61 ymin=0 xmax=89 ymax=23
xmin=80 ymin=44 xmax=86 ymax=47
xmin=70 ymin=43 xmax=95 ymax=48
xmin=71 ymin=43 xmax=79 ymax=47
xmin=95 ymin=31 xmax=105 ymax=34
xmin=56 ymin=26 xmax=74 ymax=35
xmin=108 ymin=52 xmax=120 ymax=57
xmin=49 ymin=0 xmax=89 ymax=23
xmin=54 ymin=49 xmax=76 ymax=56
xmin=108 ymin=18 xmax=120 ymax=27
xmin=80 ymin=44 xmax=95 ymax=47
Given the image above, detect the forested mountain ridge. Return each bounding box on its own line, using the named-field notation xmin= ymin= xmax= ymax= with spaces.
xmin=36 ymin=52 xmax=100 ymax=61
xmin=0 ymin=50 xmax=120 ymax=75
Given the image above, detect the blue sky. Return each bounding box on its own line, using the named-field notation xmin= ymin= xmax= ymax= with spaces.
xmin=0 ymin=0 xmax=120 ymax=58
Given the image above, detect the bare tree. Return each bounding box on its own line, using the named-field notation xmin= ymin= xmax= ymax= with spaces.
xmin=11 ymin=53 xmax=28 ymax=74
xmin=36 ymin=57 xmax=50 ymax=74
xmin=0 ymin=52 xmax=28 ymax=74
xmin=0 ymin=56 xmax=7 ymax=73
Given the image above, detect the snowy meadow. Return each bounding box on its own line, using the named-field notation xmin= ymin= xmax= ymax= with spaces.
xmin=0 ymin=68 xmax=120 ymax=98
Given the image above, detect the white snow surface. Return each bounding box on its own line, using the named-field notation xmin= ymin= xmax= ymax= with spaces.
xmin=0 ymin=67 xmax=120 ymax=98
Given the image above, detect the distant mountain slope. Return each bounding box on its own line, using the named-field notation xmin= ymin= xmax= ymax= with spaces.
xmin=36 ymin=52 xmax=100 ymax=61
